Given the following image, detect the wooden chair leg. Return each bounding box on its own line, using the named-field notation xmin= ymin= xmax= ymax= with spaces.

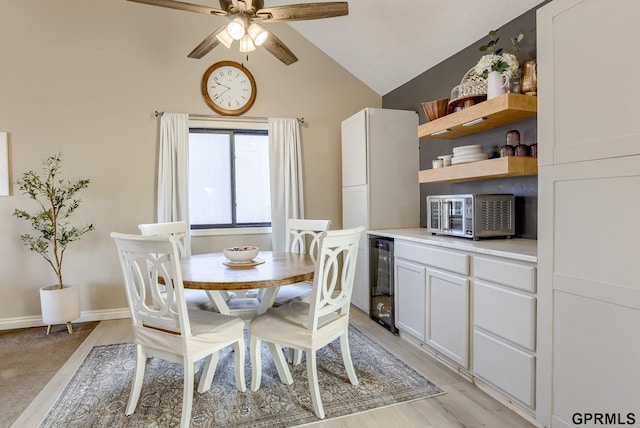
xmin=250 ymin=335 xmax=262 ymax=391
xmin=181 ymin=357 xmax=195 ymax=428
xmin=197 ymin=352 xmax=220 ymax=393
xmin=340 ymin=331 xmax=359 ymax=385
xmin=66 ymin=322 xmax=73 ymax=334
xmin=233 ymin=338 xmax=246 ymax=392
xmin=125 ymin=346 xmax=146 ymax=415
xmin=268 ymin=342 xmax=293 ymax=385
xmin=292 ymin=349 xmax=303 ymax=365
xmin=306 ymin=351 xmax=325 ymax=419
xmin=287 ymin=348 xmax=303 ymax=365
xmin=46 ymin=325 xmax=52 ymax=335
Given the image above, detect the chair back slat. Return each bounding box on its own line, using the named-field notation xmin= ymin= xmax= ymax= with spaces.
xmin=111 ymin=232 xmax=191 ymax=336
xmin=139 ymin=221 xmax=191 ymax=258
xmin=308 ymin=226 xmax=364 ymax=331
xmin=287 ymin=219 xmax=331 ymax=259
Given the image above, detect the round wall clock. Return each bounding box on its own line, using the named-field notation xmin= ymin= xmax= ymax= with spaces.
xmin=201 ymin=61 xmax=257 ymax=116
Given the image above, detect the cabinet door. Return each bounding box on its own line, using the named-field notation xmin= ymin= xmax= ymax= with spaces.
xmin=426 ymin=268 xmax=470 ymax=368
xmin=341 ymin=109 xmax=368 ymax=187
xmin=395 ymin=258 xmax=426 ymax=341
xmin=538 ymin=1 xmax=640 ymax=426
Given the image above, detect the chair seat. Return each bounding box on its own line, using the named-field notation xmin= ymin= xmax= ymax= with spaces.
xmin=273 ymin=282 xmax=313 ymax=305
xmin=166 ymin=289 xmax=238 ymax=311
xmin=135 ymin=309 xmax=245 ymax=357
xmin=251 ymin=301 xmax=347 ymax=350
xmin=244 ymin=282 xmax=312 ymax=304
xmin=182 ymin=289 xmax=215 ymax=310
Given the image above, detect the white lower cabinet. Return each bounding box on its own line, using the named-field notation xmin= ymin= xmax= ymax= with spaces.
xmin=395 ymin=241 xmax=470 ymax=369
xmin=473 ymin=256 xmax=537 ymax=411
xmin=394 ymin=239 xmax=538 ymax=419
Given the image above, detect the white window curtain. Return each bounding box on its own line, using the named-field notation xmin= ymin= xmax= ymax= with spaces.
xmin=158 ymin=113 xmax=190 ymax=224
xmin=268 ymin=117 xmax=305 ymax=252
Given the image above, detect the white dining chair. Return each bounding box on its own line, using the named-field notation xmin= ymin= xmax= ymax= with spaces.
xmin=249 ymin=225 xmax=365 ymax=419
xmin=111 ymin=232 xmax=246 ymax=428
xmin=138 ymin=221 xmax=236 ymax=308
xmin=246 ymin=218 xmax=331 ymax=304
xmin=276 ymin=218 xmax=332 ymax=304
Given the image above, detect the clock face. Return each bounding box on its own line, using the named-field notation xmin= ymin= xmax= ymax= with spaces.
xmin=201 ymin=61 xmax=257 ymax=116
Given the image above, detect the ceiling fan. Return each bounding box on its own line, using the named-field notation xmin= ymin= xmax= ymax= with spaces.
xmin=127 ymin=0 xmax=349 ymax=65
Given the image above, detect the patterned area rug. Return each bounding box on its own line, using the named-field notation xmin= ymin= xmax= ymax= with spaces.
xmin=40 ymin=325 xmax=444 ymax=427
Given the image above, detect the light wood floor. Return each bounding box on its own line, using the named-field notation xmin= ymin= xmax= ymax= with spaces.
xmin=13 ymin=308 xmax=537 ymax=428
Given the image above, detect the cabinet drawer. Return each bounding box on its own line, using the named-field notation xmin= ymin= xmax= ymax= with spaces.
xmin=474 ymin=281 xmax=536 ymax=351
xmin=396 ymin=241 xmax=469 ymax=275
xmin=473 ymin=330 xmax=536 ymax=409
xmin=474 ymin=256 xmax=536 ymax=292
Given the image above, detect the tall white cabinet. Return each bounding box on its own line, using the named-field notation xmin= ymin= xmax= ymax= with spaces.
xmin=341 ymin=108 xmax=420 ymax=313
xmin=537 ymin=1 xmax=640 ymax=426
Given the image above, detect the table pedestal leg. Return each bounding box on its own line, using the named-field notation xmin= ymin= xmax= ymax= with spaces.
xmin=205 ymin=291 xmax=232 ymax=315
xmin=258 ymin=287 xmax=279 ymax=314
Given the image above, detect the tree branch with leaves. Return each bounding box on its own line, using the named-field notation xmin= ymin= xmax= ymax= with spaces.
xmin=13 ymin=154 xmax=95 ymax=289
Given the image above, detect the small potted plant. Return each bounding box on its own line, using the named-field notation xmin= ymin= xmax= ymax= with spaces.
xmin=475 ymin=29 xmax=524 ymax=99
xmin=13 ymin=153 xmax=94 ymax=334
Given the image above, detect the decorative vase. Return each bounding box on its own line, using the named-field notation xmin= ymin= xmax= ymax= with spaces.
xmin=521 ymin=59 xmax=537 ymax=95
xmin=487 ymin=71 xmax=509 ymax=99
xmin=39 ymin=283 xmax=80 ymax=335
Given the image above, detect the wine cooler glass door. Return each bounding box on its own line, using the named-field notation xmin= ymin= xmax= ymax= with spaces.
xmin=369 ymin=236 xmax=397 ymax=333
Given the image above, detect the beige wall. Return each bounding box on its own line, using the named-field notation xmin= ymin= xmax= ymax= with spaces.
xmin=0 ymin=0 xmax=380 ymax=326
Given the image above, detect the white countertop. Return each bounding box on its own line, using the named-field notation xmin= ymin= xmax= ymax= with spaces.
xmin=368 ymin=228 xmax=537 ymax=263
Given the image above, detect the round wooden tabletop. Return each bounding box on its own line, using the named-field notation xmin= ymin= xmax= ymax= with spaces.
xmin=180 ymin=251 xmax=316 ymax=291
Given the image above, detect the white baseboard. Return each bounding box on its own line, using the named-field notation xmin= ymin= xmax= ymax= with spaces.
xmin=0 ymin=308 xmax=130 ymax=330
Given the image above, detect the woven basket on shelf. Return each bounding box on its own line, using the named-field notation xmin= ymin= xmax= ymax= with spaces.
xmin=449 ymin=67 xmax=487 ymax=108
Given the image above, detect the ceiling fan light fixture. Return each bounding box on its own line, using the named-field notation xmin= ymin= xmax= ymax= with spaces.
xmin=227 ymin=16 xmax=246 ymax=40
xmin=216 ymin=28 xmax=234 ymax=49
xmin=239 ymin=33 xmax=256 ymax=52
xmin=248 ymin=23 xmax=269 ymax=46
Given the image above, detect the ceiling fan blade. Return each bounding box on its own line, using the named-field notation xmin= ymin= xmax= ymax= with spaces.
xmin=262 ymin=31 xmax=298 ymax=65
xmin=187 ymin=25 xmax=227 ymax=59
xmin=256 ymin=2 xmax=348 ymax=22
xmin=127 ymin=0 xmax=228 ymax=16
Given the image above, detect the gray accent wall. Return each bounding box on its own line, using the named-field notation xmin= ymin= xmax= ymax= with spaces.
xmin=382 ymin=4 xmax=549 ymax=240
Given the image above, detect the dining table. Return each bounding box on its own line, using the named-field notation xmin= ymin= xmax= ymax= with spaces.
xmin=179 ymin=250 xmax=316 ymax=315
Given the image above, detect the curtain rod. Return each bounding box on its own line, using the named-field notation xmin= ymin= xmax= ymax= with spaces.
xmin=154 ymin=111 xmax=304 ymax=124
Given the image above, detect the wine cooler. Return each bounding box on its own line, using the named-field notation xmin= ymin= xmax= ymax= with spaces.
xmin=369 ymin=236 xmax=397 ymax=334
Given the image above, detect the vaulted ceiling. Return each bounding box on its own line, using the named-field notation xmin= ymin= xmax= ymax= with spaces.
xmin=267 ymin=0 xmax=546 ymax=95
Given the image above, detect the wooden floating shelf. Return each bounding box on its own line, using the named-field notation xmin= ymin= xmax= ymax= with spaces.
xmin=418 ymin=93 xmax=537 ymax=140
xmin=418 ymin=156 xmax=538 ymax=184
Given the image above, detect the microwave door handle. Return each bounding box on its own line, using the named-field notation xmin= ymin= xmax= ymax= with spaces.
xmin=442 ymin=201 xmax=450 ymax=231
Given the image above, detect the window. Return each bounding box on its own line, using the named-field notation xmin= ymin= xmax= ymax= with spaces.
xmin=188 ymin=126 xmax=271 ymax=229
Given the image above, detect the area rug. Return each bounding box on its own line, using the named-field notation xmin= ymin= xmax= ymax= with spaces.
xmin=40 ymin=325 xmax=444 ymax=427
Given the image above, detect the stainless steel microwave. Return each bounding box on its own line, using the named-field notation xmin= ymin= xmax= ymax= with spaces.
xmin=426 ymin=194 xmax=515 ymax=240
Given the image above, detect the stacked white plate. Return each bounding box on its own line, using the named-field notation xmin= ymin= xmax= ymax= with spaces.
xmin=451 ymin=144 xmax=488 ymax=165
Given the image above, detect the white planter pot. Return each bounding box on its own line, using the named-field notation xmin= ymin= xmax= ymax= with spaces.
xmin=39 ymin=283 xmax=80 ymax=334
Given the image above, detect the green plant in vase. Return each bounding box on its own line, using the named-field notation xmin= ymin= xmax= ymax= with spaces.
xmin=13 ymin=153 xmax=94 ymax=334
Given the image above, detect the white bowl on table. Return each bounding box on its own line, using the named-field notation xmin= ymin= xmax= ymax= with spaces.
xmin=223 ymin=246 xmax=259 ymax=262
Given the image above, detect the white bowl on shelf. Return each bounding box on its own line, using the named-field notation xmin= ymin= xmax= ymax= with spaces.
xmin=451 ymin=153 xmax=489 ymax=165
xmin=223 ymin=246 xmax=259 ymax=262
xmin=453 ymin=145 xmax=482 ymax=156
